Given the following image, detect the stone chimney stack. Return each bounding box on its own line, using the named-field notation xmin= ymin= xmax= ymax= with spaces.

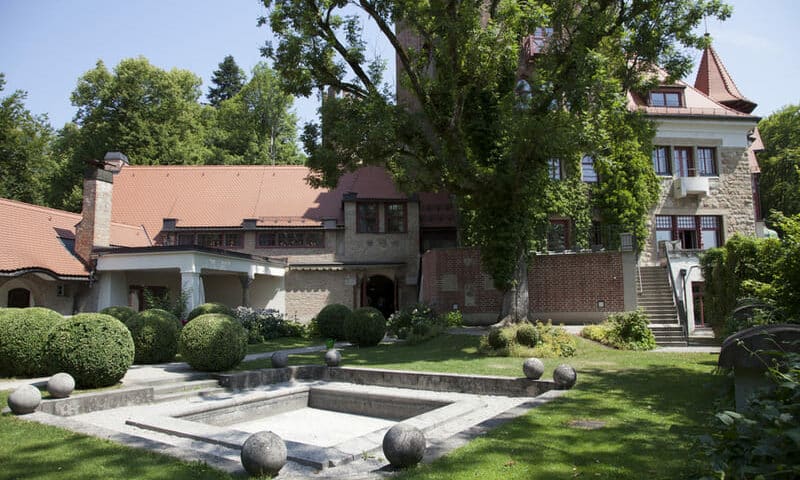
xmin=75 ymin=152 xmax=128 ymax=264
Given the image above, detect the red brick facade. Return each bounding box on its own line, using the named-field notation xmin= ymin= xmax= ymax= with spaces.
xmin=421 ymin=248 xmax=628 ymax=323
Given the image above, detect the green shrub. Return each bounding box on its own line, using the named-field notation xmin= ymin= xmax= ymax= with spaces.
xmin=607 ymin=310 xmax=656 ymax=350
xmin=485 ymin=327 xmax=514 ymax=350
xmin=531 ymin=321 xmax=577 ymax=357
xmin=178 ymin=314 xmax=247 ymax=371
xmin=125 ymin=309 xmax=180 ymax=364
xmin=445 ymin=310 xmax=464 ymax=328
xmin=100 ymin=306 xmax=136 ymax=324
xmin=481 ymin=321 xmax=576 ymax=358
xmin=186 ymin=302 xmax=233 ymax=322
xmin=234 ymin=307 xmax=306 ymax=343
xmin=581 ymin=324 xmax=610 ymax=343
xmin=0 ymin=307 xmax=63 ymax=377
xmin=387 ymin=303 xmax=446 ymax=343
xmin=143 ymin=288 xmax=189 ymax=321
xmin=515 ymin=322 xmax=541 ymax=347
xmin=344 ymin=307 xmax=386 ymax=347
xmin=315 ymin=304 xmax=351 ymax=341
xmin=44 ymin=313 xmax=134 ymax=388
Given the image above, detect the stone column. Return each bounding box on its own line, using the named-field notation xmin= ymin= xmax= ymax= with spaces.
xmin=240 ymin=275 xmax=254 ymax=307
xmin=181 ymin=271 xmax=205 ymax=312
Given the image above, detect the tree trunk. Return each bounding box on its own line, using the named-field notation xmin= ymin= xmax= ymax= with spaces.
xmin=496 ymin=255 xmax=529 ymax=326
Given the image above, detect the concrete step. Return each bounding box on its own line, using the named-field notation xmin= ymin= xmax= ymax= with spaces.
xmin=152 ymin=379 xmax=220 ymax=396
xmin=153 ymin=386 xmax=227 ymax=404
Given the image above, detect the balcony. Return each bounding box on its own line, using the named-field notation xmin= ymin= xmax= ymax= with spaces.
xmin=522 ymin=27 xmax=553 ymax=61
xmin=673 ymin=176 xmax=710 ymax=199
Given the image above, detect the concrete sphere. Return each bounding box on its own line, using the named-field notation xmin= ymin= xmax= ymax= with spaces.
xmin=553 ymin=364 xmax=577 ymax=389
xmin=47 ymin=372 xmax=76 ymax=398
xmin=271 ymin=351 xmax=289 ymax=369
xmin=324 ymin=348 xmax=342 ymax=367
xmin=240 ymin=431 xmax=287 ymax=477
xmin=382 ymin=423 xmax=426 ymax=468
xmin=522 ymin=358 xmax=545 ymax=380
xmin=8 ymin=384 xmax=42 ymax=415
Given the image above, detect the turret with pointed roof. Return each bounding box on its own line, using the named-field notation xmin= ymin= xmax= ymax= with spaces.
xmin=694 ymin=37 xmax=757 ymax=114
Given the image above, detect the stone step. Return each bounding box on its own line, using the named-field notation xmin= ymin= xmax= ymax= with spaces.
xmin=152 ymin=379 xmax=220 ymax=396
xmin=153 ymin=386 xmax=227 ymax=404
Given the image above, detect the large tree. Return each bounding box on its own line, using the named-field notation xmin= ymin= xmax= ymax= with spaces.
xmin=49 ymin=57 xmax=211 ymax=210
xmin=0 ymin=73 xmax=58 ymax=206
xmin=758 ymin=104 xmax=800 ymax=221
xmin=209 ymin=62 xmax=304 ymax=165
xmin=260 ymin=0 xmax=729 ymax=320
xmin=207 ymin=55 xmax=247 ymax=107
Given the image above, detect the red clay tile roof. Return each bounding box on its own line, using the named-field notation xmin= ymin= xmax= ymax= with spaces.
xmin=748 ymin=126 xmax=764 ymax=174
xmin=694 ymin=45 xmax=757 ymax=114
xmin=0 ymin=198 xmax=147 ymax=278
xmin=110 ymin=165 xmax=409 ymax=235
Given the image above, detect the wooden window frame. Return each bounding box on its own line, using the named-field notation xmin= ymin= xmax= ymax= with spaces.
xmin=649 ymin=90 xmax=683 ymax=107
xmin=652 ymin=146 xmax=672 ymax=176
xmin=385 ymin=203 xmax=407 ymax=233
xmin=548 ymin=158 xmax=562 ymax=180
xmin=357 ymin=202 xmax=380 ymax=233
xmin=674 ymin=147 xmax=695 ymax=177
xmin=257 ymin=230 xmax=324 ymax=248
xmin=581 ymin=155 xmax=598 ymax=183
xmin=697 ymin=147 xmax=718 ymax=176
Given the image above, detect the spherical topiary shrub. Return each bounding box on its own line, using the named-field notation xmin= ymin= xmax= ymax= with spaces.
xmin=516 ymin=323 xmax=541 ymax=347
xmin=316 ymin=304 xmax=351 ymax=340
xmin=178 ymin=314 xmax=247 ymax=372
xmin=44 ymin=313 xmax=134 ymax=388
xmin=125 ymin=309 xmax=180 ymax=364
xmin=185 ymin=302 xmax=234 ymax=322
xmin=487 ymin=327 xmax=513 ymax=350
xmin=343 ymin=307 xmax=386 ymax=347
xmin=0 ymin=307 xmax=64 ymax=377
xmin=100 ymin=305 xmax=136 ymax=324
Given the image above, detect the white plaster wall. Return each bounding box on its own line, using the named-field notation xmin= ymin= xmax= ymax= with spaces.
xmin=202 ymin=276 xmax=242 ymax=308
xmin=95 ymin=271 xmax=130 ymax=311
xmin=251 ymin=276 xmax=285 ymax=312
xmin=665 ymin=254 xmax=704 ymax=335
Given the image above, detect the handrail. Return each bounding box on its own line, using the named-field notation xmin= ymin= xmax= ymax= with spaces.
xmin=663 ymin=249 xmax=689 ymax=340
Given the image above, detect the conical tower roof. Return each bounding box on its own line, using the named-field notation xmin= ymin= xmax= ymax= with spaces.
xmin=694 ymin=41 xmax=757 ymax=114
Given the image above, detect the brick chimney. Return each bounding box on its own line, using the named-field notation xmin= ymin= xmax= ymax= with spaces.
xmin=75 ymin=152 xmax=128 ymax=263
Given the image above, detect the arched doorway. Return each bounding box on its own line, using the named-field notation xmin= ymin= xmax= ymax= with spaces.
xmin=364 ymin=275 xmax=395 ymax=319
xmin=8 ymin=288 xmax=31 ymax=308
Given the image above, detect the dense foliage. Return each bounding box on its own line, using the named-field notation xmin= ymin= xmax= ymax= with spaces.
xmin=758 ymin=104 xmax=800 ymax=221
xmin=387 ymin=303 xmax=447 ymax=343
xmin=480 ymin=321 xmax=577 ymax=358
xmin=343 ymin=307 xmax=386 ymax=347
xmin=125 ymin=309 xmax=181 ymax=364
xmin=233 ymin=307 xmax=306 ymax=343
xmin=581 ymin=310 xmax=657 ymax=350
xmin=0 ymin=307 xmax=63 ymax=377
xmin=143 ymin=288 xmax=189 ymax=322
xmin=44 ymin=313 xmax=134 ymax=388
xmin=314 ymin=303 xmax=351 ymax=341
xmin=260 ymin=0 xmax=727 ymax=318
xmin=700 ymin=213 xmax=800 ymax=335
xmin=698 ymin=350 xmax=800 ymax=479
xmin=186 ymin=302 xmax=234 ymax=322
xmin=178 ymin=313 xmax=247 ymax=371
xmin=207 ymin=55 xmax=246 ymax=107
xmin=100 ymin=305 xmax=137 ymax=324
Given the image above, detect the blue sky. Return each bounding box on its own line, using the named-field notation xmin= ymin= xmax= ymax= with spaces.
xmin=1 ymin=0 xmax=798 ymax=131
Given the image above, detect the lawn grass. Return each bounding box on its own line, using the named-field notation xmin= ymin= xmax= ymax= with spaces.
xmin=244 ymin=336 xmax=321 ymax=355
xmin=1 ymin=333 xmax=726 ymax=479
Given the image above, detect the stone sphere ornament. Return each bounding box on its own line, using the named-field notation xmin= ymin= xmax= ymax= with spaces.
xmin=522 ymin=358 xmax=545 ymax=380
xmin=47 ymin=372 xmax=76 ymax=398
xmin=8 ymin=384 xmax=42 ymax=415
xmin=553 ymin=364 xmax=578 ymax=389
xmin=324 ymin=348 xmax=342 ymax=367
xmin=271 ymin=351 xmax=289 ymax=369
xmin=382 ymin=423 xmax=426 ymax=468
xmin=240 ymin=430 xmax=287 ymax=477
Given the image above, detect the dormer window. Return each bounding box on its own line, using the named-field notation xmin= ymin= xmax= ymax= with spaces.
xmin=649 ymin=90 xmax=683 ymax=107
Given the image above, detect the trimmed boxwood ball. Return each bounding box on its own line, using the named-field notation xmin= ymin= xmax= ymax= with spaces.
xmin=487 ymin=327 xmax=513 ymax=350
xmin=44 ymin=313 xmax=134 ymax=388
xmin=125 ymin=309 xmax=180 ymax=364
xmin=344 ymin=307 xmax=386 ymax=347
xmin=186 ymin=302 xmax=234 ymax=322
xmin=316 ymin=303 xmax=351 ymax=340
xmin=179 ymin=314 xmax=247 ymax=372
xmin=100 ymin=305 xmax=136 ymax=324
xmin=0 ymin=307 xmax=64 ymax=377
xmin=516 ymin=323 xmax=541 ymax=347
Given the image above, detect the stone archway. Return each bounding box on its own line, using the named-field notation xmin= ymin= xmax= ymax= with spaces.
xmin=7 ymin=288 xmax=31 ymax=308
xmin=364 ymin=275 xmax=395 ymax=319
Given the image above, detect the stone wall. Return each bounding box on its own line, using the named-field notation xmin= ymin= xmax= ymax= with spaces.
xmin=0 ymin=275 xmax=90 ymax=315
xmin=284 ymin=270 xmax=356 ymax=322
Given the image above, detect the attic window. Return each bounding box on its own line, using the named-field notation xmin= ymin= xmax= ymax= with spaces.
xmin=649 ymin=90 xmax=683 ymax=107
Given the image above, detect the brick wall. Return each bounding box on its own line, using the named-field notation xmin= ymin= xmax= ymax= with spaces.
xmin=421 ymin=248 xmax=627 ymax=324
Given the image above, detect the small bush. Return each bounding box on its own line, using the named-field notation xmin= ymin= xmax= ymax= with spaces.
xmin=607 ymin=310 xmax=656 ymax=350
xmin=100 ymin=306 xmax=136 ymax=324
xmin=315 ymin=304 xmax=351 ymax=341
xmin=178 ymin=313 xmax=247 ymax=371
xmin=125 ymin=309 xmax=180 ymax=364
xmin=515 ymin=322 xmax=541 ymax=347
xmin=387 ymin=303 xmax=446 ymax=343
xmin=186 ymin=302 xmax=234 ymax=322
xmin=486 ymin=327 xmax=514 ymax=350
xmin=533 ymin=321 xmax=577 ymax=357
xmin=445 ymin=310 xmax=464 ymax=328
xmin=143 ymin=288 xmax=189 ymax=321
xmin=480 ymin=321 xmax=576 ymax=358
xmin=44 ymin=313 xmax=134 ymax=388
xmin=344 ymin=307 xmax=386 ymax=347
xmin=0 ymin=307 xmax=63 ymax=377
xmin=580 ymin=324 xmax=610 ymax=343
xmin=234 ymin=307 xmax=306 ymax=343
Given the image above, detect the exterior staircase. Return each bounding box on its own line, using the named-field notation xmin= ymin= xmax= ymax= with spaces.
xmin=637 ymin=266 xmax=687 ymax=347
